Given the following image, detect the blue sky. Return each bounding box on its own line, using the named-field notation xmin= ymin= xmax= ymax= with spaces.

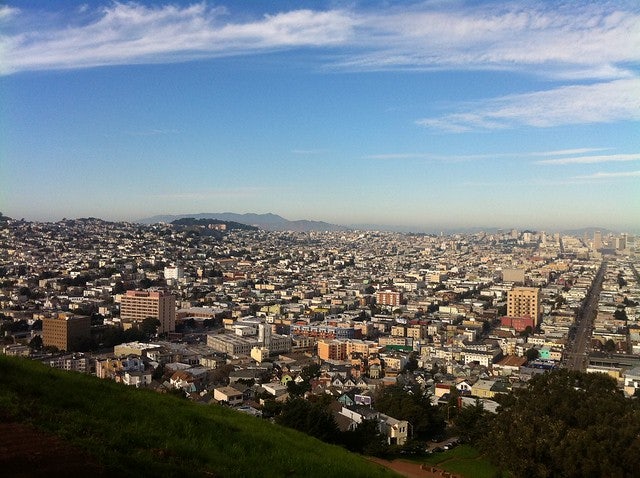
xmin=1 ymin=0 xmax=639 ymax=232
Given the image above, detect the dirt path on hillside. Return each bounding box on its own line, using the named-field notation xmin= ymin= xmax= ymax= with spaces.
xmin=0 ymin=422 xmax=106 ymax=477
xmin=368 ymin=457 xmax=461 ymax=478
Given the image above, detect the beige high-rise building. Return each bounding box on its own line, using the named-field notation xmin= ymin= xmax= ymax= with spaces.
xmin=42 ymin=314 xmax=91 ymax=352
xmin=120 ymin=289 xmax=176 ymax=334
xmin=593 ymin=231 xmax=602 ymax=251
xmin=507 ymin=287 xmax=540 ymax=326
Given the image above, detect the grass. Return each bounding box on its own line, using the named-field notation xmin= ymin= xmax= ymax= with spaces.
xmin=421 ymin=445 xmax=506 ymax=478
xmin=0 ymin=356 xmax=399 ymax=478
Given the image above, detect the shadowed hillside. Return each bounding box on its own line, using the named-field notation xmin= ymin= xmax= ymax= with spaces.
xmin=0 ymin=356 xmax=397 ymax=478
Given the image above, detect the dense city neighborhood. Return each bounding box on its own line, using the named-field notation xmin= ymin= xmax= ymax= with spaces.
xmin=1 ymin=215 xmax=639 ymax=458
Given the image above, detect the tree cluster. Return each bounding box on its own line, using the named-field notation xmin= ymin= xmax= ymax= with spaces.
xmin=374 ymin=385 xmax=445 ymax=439
xmin=276 ymin=396 xmax=340 ymax=444
xmin=479 ymin=369 xmax=640 ymax=478
xmin=274 ymin=395 xmax=389 ymax=456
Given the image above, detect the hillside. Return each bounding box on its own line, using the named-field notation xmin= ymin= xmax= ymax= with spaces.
xmin=171 ymin=217 xmax=259 ymax=231
xmin=0 ymin=356 xmax=396 ymax=478
xmin=139 ymin=212 xmax=349 ymax=232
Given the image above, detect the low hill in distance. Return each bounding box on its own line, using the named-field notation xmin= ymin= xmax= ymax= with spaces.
xmin=139 ymin=212 xmax=349 ymax=232
xmin=0 ymin=356 xmax=396 ymax=478
xmin=171 ymin=217 xmax=258 ymax=231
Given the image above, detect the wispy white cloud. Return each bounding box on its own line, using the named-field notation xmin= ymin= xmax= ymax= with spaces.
xmin=364 ymin=148 xmax=612 ymax=161
xmin=338 ymin=2 xmax=640 ymax=79
xmin=0 ymin=5 xmax=19 ymax=21
xmin=417 ymin=78 xmax=640 ymax=132
xmin=537 ymin=153 xmax=640 ymax=165
xmin=527 ymin=148 xmax=611 ymax=157
xmin=0 ymin=3 xmax=354 ymax=75
xmin=572 ymin=170 xmax=640 ymax=180
xmin=1 ymin=1 xmax=638 ymax=80
xmin=291 ymin=149 xmax=326 ymax=155
xmin=126 ymin=128 xmax=180 ymax=137
xmin=365 ymin=152 xmax=495 ymax=161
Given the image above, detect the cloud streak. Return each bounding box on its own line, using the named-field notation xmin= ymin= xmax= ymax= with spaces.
xmin=536 ymin=153 xmax=640 ymax=165
xmin=417 ymin=78 xmax=640 ymax=132
xmin=343 ymin=2 xmax=640 ymax=80
xmin=0 ymin=3 xmax=354 ymax=75
xmin=364 ymin=148 xmax=612 ymax=162
xmin=572 ymin=170 xmax=640 ymax=180
xmin=1 ymin=1 xmax=638 ymax=80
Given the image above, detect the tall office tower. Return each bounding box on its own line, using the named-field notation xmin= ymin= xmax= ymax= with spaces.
xmin=507 ymin=287 xmax=540 ymax=326
xmin=42 ymin=313 xmax=91 ymax=352
xmin=593 ymin=231 xmax=602 ymax=251
xmin=120 ymin=289 xmax=176 ymax=334
xmin=616 ymin=235 xmax=626 ymax=251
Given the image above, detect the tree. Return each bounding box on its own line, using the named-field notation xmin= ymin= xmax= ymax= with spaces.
xmin=617 ymin=275 xmax=627 ymax=288
xmin=453 ymin=399 xmax=488 ymax=443
xmin=286 ymin=380 xmax=310 ymax=397
xmin=525 ymin=347 xmax=539 ymax=361
xmin=113 ymin=281 xmax=127 ymax=294
xmin=276 ymin=397 xmax=340 ymax=443
xmin=341 ymin=418 xmax=388 ymax=456
xmin=444 ymin=386 xmax=460 ymax=421
xmin=261 ymin=399 xmax=283 ymax=418
xmin=152 ymin=363 xmax=166 ymax=381
xmin=481 ymin=370 xmax=640 ymax=478
xmin=614 ymin=308 xmax=627 ymax=321
xmin=28 ymin=335 xmax=43 ymax=350
xmin=375 ymin=385 xmax=444 ymax=439
xmin=140 ymin=317 xmax=161 ymax=339
xmin=211 ymin=364 xmax=235 ymax=385
xmin=520 ymin=326 xmax=533 ymax=338
xmin=403 ymin=353 xmax=418 ymax=373
xmin=603 ymin=339 xmax=616 ymax=353
xmin=300 ymin=363 xmax=321 ymax=382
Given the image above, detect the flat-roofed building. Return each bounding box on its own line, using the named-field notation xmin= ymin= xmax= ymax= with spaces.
xmin=214 ymin=386 xmax=244 ymax=406
xmin=507 ymin=287 xmax=540 ymax=326
xmin=42 ymin=314 xmax=91 ymax=352
xmin=318 ymin=339 xmax=348 ymax=361
xmin=207 ymin=333 xmax=256 ymax=356
xmin=120 ymin=289 xmax=176 ymax=334
xmin=376 ymin=290 xmax=403 ymax=307
xmin=502 ymin=268 xmax=525 ymax=284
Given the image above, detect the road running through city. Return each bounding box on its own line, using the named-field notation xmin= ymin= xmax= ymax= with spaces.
xmin=563 ymin=261 xmax=606 ymax=371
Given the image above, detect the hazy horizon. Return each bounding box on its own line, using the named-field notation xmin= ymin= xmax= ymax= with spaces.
xmin=1 ymin=1 xmax=639 ymax=231
xmin=2 ymin=210 xmax=636 ymax=235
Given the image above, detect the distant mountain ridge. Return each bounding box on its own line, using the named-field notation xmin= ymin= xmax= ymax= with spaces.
xmin=138 ymin=212 xmax=349 ymax=232
xmin=137 ymin=213 xmax=627 ymax=235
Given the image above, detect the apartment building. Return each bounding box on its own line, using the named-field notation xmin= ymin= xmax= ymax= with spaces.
xmin=120 ymin=289 xmax=176 ymax=334
xmin=507 ymin=287 xmax=540 ymax=326
xmin=42 ymin=314 xmax=91 ymax=352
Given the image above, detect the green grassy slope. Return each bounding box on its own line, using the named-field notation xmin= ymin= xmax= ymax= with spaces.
xmin=0 ymin=356 xmax=397 ymax=478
